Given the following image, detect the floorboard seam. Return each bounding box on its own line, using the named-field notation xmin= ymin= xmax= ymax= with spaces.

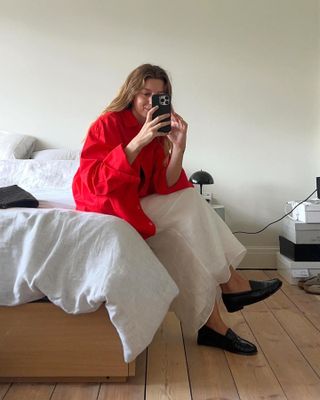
xmin=180 ymin=322 xmax=194 ymax=400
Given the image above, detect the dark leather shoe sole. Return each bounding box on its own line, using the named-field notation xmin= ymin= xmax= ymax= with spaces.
xmin=197 ymin=326 xmax=257 ymax=355
xmin=222 ymin=278 xmax=282 ymax=312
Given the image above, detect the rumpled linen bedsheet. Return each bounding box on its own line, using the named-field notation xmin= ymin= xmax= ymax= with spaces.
xmin=0 ymin=206 xmax=179 ymax=362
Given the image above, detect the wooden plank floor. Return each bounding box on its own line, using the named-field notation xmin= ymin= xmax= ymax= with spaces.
xmin=1 ymin=270 xmax=320 ymax=400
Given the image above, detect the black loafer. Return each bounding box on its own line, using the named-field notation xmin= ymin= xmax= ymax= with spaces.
xmin=222 ymin=278 xmax=282 ymax=313
xmin=197 ymin=325 xmax=257 ymax=355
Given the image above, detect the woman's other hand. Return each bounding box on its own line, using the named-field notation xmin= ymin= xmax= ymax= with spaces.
xmin=168 ymin=111 xmax=187 ymax=152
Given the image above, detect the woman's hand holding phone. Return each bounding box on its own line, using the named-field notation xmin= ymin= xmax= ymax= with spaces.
xmin=125 ymin=106 xmax=171 ymax=164
xmin=137 ymin=106 xmax=171 ymax=145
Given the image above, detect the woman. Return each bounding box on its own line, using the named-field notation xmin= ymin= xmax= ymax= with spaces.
xmin=73 ymin=64 xmax=282 ymax=355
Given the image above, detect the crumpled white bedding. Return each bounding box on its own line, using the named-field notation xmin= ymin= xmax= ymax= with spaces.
xmin=0 ymin=160 xmax=179 ymax=363
xmin=0 ymin=159 xmax=79 ymax=189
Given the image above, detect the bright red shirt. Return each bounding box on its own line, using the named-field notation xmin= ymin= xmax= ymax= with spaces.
xmin=72 ymin=108 xmax=193 ymax=238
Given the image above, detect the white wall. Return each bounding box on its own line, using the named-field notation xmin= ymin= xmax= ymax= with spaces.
xmin=1 ymin=0 xmax=319 ymax=266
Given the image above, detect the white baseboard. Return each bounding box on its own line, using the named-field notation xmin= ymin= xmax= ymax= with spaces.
xmin=239 ymin=246 xmax=279 ymax=269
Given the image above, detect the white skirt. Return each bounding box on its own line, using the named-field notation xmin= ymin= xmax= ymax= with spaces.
xmin=141 ymin=187 xmax=246 ymax=334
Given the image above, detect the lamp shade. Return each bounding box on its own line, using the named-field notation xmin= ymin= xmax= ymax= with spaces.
xmin=189 ymin=170 xmax=214 ymax=185
xmin=189 ymin=170 xmax=214 ymax=195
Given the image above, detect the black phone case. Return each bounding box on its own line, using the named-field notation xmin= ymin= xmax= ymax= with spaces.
xmin=152 ymin=94 xmax=171 ymax=133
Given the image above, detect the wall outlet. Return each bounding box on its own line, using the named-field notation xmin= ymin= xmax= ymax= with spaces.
xmin=317 ymin=177 xmax=320 ymax=199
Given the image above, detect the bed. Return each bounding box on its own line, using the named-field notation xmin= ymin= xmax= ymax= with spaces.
xmin=0 ymin=302 xmax=135 ymax=382
xmin=0 ymin=158 xmax=179 ymax=382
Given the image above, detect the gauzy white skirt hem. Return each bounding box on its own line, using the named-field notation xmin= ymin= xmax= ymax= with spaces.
xmin=141 ymin=187 xmax=246 ymax=334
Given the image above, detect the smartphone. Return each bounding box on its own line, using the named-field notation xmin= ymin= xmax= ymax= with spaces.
xmin=152 ymin=93 xmax=171 ymax=134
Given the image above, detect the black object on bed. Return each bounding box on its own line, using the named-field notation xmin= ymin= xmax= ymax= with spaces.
xmin=0 ymin=185 xmax=39 ymax=209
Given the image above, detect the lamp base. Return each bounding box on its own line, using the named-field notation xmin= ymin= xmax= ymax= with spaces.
xmin=203 ymin=193 xmax=212 ymax=202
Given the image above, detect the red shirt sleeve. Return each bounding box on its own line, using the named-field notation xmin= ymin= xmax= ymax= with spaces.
xmin=78 ymin=118 xmax=139 ymax=194
xmin=73 ymin=115 xmax=156 ymax=239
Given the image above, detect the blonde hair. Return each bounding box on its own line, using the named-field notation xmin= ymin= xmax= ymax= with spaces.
xmin=103 ymin=64 xmax=173 ymax=155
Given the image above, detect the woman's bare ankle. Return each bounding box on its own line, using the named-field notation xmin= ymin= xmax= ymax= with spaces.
xmin=205 ymin=321 xmax=228 ymax=335
xmin=221 ymin=269 xmax=251 ymax=294
xmin=206 ymin=300 xmax=229 ymax=335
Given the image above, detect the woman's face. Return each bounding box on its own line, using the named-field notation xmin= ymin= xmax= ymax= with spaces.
xmin=131 ymin=78 xmax=165 ymax=124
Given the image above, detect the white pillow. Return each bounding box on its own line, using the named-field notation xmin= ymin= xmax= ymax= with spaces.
xmin=31 ymin=148 xmax=80 ymax=160
xmin=0 ymin=131 xmax=37 ymax=159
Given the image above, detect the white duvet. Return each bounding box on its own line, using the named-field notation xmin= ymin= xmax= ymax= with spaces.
xmin=0 ymin=160 xmax=179 ymax=362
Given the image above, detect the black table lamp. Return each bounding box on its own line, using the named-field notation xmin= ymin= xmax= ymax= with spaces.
xmin=189 ymin=170 xmax=214 ymax=195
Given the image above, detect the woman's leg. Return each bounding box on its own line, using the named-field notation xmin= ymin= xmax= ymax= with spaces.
xmin=220 ymin=266 xmax=282 ymax=313
xmin=220 ymin=266 xmax=251 ymax=293
xmin=205 ymin=300 xmax=228 ymax=335
xmin=198 ymin=299 xmax=257 ymax=355
xmin=141 ymin=189 xmax=280 ymax=339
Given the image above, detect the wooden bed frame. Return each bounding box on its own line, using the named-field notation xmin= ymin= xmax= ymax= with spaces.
xmin=0 ymin=302 xmax=135 ymax=382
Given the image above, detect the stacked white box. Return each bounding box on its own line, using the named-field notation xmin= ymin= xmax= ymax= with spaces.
xmin=278 ymin=216 xmax=320 ymax=284
xmin=281 ymin=217 xmax=320 ymax=244
xmin=290 ymin=199 xmax=320 ymax=223
xmin=277 ymin=252 xmax=320 ymax=284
